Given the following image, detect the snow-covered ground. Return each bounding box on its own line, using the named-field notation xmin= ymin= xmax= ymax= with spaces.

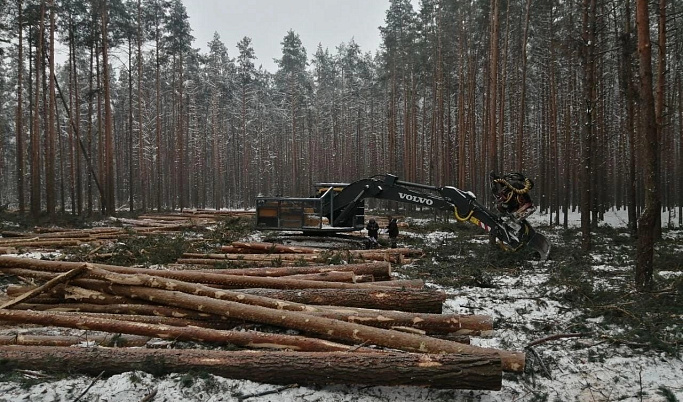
xmin=1 ymin=209 xmax=682 ymax=401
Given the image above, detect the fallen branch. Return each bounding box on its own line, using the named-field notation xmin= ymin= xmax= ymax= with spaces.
xmin=0 ymin=264 xmax=89 ymax=309
xmin=73 ymin=370 xmax=105 ymax=402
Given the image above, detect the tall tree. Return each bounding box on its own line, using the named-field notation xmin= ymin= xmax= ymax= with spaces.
xmin=275 ymin=30 xmax=307 ymax=196
xmin=30 ymin=1 xmax=45 ymax=219
xmin=236 ymin=36 xmax=256 ymax=208
xmin=635 ymin=0 xmax=661 ymax=289
xmin=580 ymin=0 xmax=597 ymax=252
xmin=16 ymin=0 xmax=25 ymax=213
xmin=165 ymin=0 xmax=193 ymax=210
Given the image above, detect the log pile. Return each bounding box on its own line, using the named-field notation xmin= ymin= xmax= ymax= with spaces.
xmin=0 ymin=254 xmax=525 ymax=390
xmin=0 ymin=210 xmax=253 ymax=251
xmin=177 ymin=241 xmax=424 ymax=266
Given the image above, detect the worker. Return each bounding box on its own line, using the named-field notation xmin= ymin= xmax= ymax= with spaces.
xmin=387 ymin=217 xmax=399 ymax=248
xmin=366 ymin=218 xmax=380 ymax=248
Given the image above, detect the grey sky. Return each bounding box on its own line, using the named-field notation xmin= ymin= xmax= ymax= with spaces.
xmin=181 ymin=0 xmax=412 ymax=73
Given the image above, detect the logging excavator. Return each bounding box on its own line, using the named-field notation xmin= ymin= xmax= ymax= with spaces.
xmin=256 ymin=174 xmax=550 ymax=260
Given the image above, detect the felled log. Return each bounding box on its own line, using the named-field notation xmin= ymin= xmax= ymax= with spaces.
xmin=12 ymin=302 xmax=231 ymax=323
xmin=238 ymin=288 xmax=446 ymax=313
xmin=0 ymin=265 xmax=89 ymax=309
xmin=0 ymin=246 xmax=18 ymax=254
xmin=74 ymin=272 xmax=450 ymax=334
xmin=29 ymin=310 xmax=240 ymax=329
xmin=0 ymin=334 xmax=150 ymax=347
xmin=284 ymin=271 xmax=357 ymax=282
xmin=0 ymin=238 xmax=82 ymax=247
xmin=1 ymin=264 xmax=394 ymax=290
xmin=6 ymin=283 xmax=137 ymax=305
xmin=0 ymin=310 xmax=354 ymax=352
xmin=175 ymin=258 xmax=309 ymax=267
xmin=0 ymin=346 xmax=502 ymax=390
xmin=82 ymin=269 xmax=524 ymax=371
xmin=228 ymin=241 xmax=321 ymax=254
xmin=1 ymin=257 xmax=391 ymax=283
xmin=304 ymin=309 xmax=493 ymax=335
xmin=180 ymin=253 xmax=322 ymax=262
xmin=193 ymin=261 xmax=386 ymax=278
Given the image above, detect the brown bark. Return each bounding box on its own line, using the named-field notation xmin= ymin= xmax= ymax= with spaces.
xmin=0 ymin=258 xmax=391 ymax=290
xmin=284 ymin=271 xmax=357 ymax=282
xmin=304 ymin=309 xmax=492 ymax=335
xmin=0 ymin=346 xmax=502 ymax=390
xmin=0 ymin=334 xmax=150 ymax=347
xmin=181 ymin=253 xmax=322 ymax=262
xmin=16 ymin=0 xmax=25 ymax=213
xmin=30 ymin=310 xmax=238 ymax=329
xmin=635 ymin=0 xmax=660 ymax=289
xmin=0 ymin=309 xmax=353 ymax=352
xmin=229 ymin=241 xmax=320 ymax=254
xmin=81 ymin=271 xmax=523 ymax=371
xmin=197 ymin=261 xmax=391 ymax=280
xmin=0 ymin=247 xmax=18 ymax=254
xmin=238 ymin=288 xmax=445 ymax=313
xmin=72 ymin=278 xmax=460 ymax=334
xmin=6 ymin=283 xmax=137 ymax=305
xmin=12 ymin=302 xmax=229 ymax=324
xmin=0 ymin=238 xmax=82 ymax=247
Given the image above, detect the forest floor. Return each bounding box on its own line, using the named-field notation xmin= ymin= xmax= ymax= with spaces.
xmin=0 ymin=209 xmax=682 ymax=402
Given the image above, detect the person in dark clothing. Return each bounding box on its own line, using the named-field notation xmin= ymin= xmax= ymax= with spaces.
xmin=387 ymin=218 xmax=399 ymax=248
xmin=366 ymin=218 xmax=380 ymax=248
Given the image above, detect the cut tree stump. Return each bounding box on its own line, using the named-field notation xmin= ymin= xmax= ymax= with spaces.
xmin=0 ymin=346 xmax=502 ymax=390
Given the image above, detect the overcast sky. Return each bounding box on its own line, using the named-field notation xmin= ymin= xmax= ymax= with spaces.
xmin=181 ymin=0 xmax=415 ymax=73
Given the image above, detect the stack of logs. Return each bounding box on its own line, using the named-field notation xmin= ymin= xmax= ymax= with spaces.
xmin=0 ymin=244 xmax=524 ymax=391
xmin=178 ymin=241 xmax=423 ymax=266
xmin=0 ymin=210 xmax=254 ymax=254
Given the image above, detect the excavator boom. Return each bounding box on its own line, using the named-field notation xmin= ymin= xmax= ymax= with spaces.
xmin=256 ymin=174 xmax=550 ymax=260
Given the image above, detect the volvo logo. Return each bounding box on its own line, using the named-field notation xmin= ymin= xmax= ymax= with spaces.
xmin=398 ymin=192 xmax=434 ymax=205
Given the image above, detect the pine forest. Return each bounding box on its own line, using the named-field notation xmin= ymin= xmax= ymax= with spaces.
xmin=0 ymin=0 xmax=681 ymax=230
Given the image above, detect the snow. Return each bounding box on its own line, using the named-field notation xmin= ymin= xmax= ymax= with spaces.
xmin=1 ymin=209 xmax=682 ymax=401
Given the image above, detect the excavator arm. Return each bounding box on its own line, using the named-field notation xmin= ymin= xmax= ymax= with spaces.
xmin=255 ymin=174 xmax=550 ymax=260
xmin=322 ymin=175 xmax=550 ymax=260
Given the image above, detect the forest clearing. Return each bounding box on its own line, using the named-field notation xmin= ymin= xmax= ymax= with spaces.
xmin=0 ymin=208 xmax=681 ymax=401
xmin=0 ymin=0 xmax=682 ymax=400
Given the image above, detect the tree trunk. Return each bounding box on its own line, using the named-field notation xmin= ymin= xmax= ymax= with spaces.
xmin=79 ymin=273 xmax=524 ymax=371
xmin=238 ymin=288 xmax=445 ymax=313
xmin=30 ymin=1 xmax=46 ymax=219
xmin=0 ymin=334 xmax=150 ymax=347
xmin=16 ymin=0 xmax=25 ymax=214
xmin=635 ymin=0 xmax=660 ymax=289
xmin=0 ymin=310 xmax=353 ymax=352
xmin=580 ymin=0 xmax=597 ymax=252
xmin=202 ymin=261 xmax=392 ymax=281
xmin=46 ymin=0 xmax=56 ymax=216
xmin=0 ymin=346 xmax=502 ymax=390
